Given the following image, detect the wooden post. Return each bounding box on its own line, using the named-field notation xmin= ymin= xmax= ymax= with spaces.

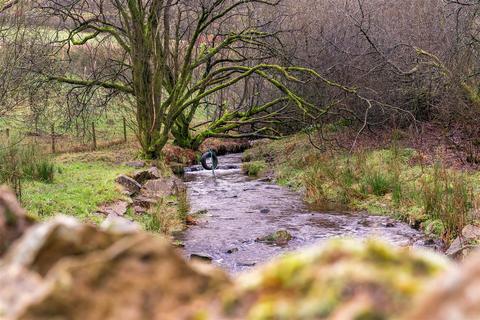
xmin=123 ymin=117 xmax=127 ymax=143
xmin=92 ymin=122 xmax=97 ymax=150
xmin=51 ymin=124 xmax=55 ymax=153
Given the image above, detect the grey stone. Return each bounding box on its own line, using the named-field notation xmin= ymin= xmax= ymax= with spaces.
xmin=446 ymin=225 xmax=480 ymax=258
xmin=190 ymin=253 xmax=213 ymax=263
xmin=101 ymin=214 xmax=140 ymax=234
xmin=98 ymin=201 xmax=129 ymax=216
xmin=133 ymin=167 xmax=162 ymax=184
xmin=133 ymin=196 xmax=157 ymax=209
xmin=115 ymin=175 xmax=141 ymax=195
xmin=124 ymin=161 xmax=146 ymax=168
xmin=142 ymin=177 xmax=183 ymax=198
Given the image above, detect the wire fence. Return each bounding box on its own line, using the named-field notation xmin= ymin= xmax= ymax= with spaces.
xmin=0 ymin=116 xmax=130 ymax=154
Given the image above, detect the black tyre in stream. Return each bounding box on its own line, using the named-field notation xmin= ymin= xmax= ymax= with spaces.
xmin=200 ymin=151 xmax=219 ymax=170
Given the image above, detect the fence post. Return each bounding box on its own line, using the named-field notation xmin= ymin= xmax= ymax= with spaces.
xmin=92 ymin=122 xmax=97 ymax=150
xmin=76 ymin=121 xmax=80 ymax=138
xmin=51 ymin=124 xmax=56 ymax=153
xmin=123 ymin=117 xmax=127 ymax=143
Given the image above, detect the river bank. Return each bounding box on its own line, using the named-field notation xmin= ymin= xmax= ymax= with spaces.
xmin=242 ymin=130 xmax=480 ymax=252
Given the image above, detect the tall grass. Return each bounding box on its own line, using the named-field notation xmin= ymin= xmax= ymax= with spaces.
xmin=0 ymin=140 xmax=56 ymax=197
xmin=302 ymin=143 xmax=476 ymax=240
xmin=420 ymin=163 xmax=473 ymax=240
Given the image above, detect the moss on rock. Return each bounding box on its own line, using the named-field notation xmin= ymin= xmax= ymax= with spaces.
xmin=224 ymin=239 xmax=449 ymax=320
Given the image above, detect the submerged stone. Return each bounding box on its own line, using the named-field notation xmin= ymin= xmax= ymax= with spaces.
xmin=256 ymin=230 xmax=293 ymax=246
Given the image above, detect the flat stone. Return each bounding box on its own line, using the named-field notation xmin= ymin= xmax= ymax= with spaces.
xmin=132 ymin=167 xmax=162 ymax=184
xmin=124 ymin=161 xmax=146 ymax=168
xmin=115 ymin=175 xmax=141 ymax=195
xmin=133 ymin=196 xmax=157 ymax=209
xmin=98 ymin=201 xmax=128 ymax=216
xmin=237 ymin=261 xmax=256 ymax=267
xmin=101 ymin=214 xmax=140 ymax=234
xmin=190 ymin=253 xmax=213 ymax=263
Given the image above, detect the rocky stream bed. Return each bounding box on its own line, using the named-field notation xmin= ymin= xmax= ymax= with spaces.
xmin=178 ymin=153 xmax=439 ymax=272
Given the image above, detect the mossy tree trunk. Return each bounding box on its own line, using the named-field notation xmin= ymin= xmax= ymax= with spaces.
xmin=42 ymin=1 xmax=347 ymax=157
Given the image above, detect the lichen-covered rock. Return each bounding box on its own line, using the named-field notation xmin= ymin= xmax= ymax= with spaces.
xmin=0 ymin=186 xmax=34 ymax=256
xmin=256 ymin=229 xmax=292 ymax=245
xmin=406 ymin=249 xmax=480 ymax=320
xmin=0 ymin=217 xmax=229 ymax=320
xmin=222 ymin=239 xmax=450 ymax=320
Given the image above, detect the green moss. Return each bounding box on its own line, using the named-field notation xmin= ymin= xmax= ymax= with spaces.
xmin=233 ymin=239 xmax=450 ymax=320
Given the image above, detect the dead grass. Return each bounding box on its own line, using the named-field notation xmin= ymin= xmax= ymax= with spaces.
xmin=246 ymin=132 xmax=480 ymax=242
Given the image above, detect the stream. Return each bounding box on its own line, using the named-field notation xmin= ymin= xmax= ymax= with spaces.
xmin=177 ymin=153 xmax=437 ymax=273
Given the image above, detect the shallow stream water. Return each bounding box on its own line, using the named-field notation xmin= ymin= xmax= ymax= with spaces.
xmin=177 ymin=153 xmax=437 ymax=273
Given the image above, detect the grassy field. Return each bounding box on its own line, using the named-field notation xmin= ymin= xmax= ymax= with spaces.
xmin=22 ymin=161 xmax=133 ymax=223
xmin=244 ymin=133 xmax=480 ymax=242
xmin=6 ymin=139 xmax=188 ymax=234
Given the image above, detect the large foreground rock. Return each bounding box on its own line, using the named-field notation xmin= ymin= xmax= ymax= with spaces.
xmin=0 ymin=217 xmax=228 ymax=320
xmin=3 ymin=187 xmax=480 ymax=319
xmin=0 ymin=219 xmax=452 ymax=320
xmin=220 ymin=239 xmax=449 ymax=319
xmin=406 ymin=248 xmax=480 ymax=320
xmin=0 ymin=187 xmax=33 ymax=256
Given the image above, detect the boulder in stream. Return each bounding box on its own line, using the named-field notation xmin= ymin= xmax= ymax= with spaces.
xmin=256 ymin=229 xmax=293 ymax=246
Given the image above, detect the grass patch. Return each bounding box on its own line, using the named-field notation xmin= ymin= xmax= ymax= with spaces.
xmin=22 ymin=161 xmax=132 ymax=223
xmin=129 ymin=190 xmax=189 ymax=235
xmin=242 ymin=160 xmax=267 ymax=177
